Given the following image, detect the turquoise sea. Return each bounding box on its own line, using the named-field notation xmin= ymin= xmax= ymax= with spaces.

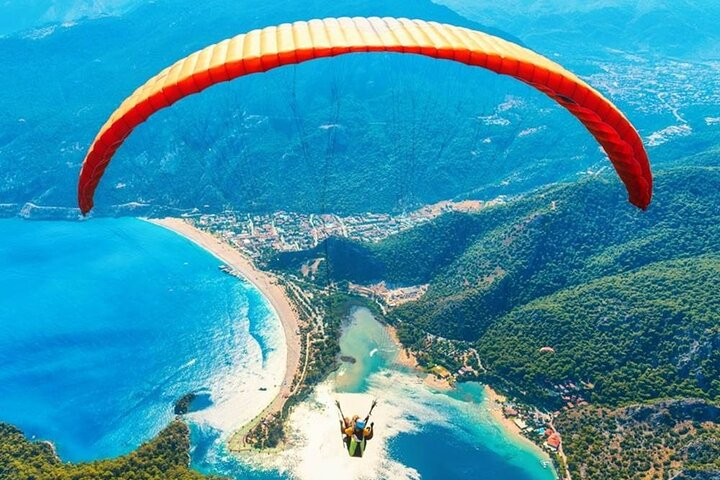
xmin=0 ymin=218 xmax=554 ymax=479
xmin=0 ymin=218 xmax=284 ymax=462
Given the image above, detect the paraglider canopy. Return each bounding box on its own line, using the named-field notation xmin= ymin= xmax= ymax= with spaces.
xmin=77 ymin=17 xmax=652 ymax=214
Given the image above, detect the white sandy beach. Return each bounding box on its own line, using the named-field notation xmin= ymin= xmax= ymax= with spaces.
xmin=484 ymin=385 xmax=554 ymax=464
xmin=145 ymin=217 xmax=302 ymax=436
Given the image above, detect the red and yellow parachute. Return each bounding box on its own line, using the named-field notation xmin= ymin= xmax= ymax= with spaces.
xmin=77 ymin=17 xmax=652 ymax=213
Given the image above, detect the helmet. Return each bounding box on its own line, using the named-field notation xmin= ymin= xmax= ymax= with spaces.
xmin=355 ymin=420 xmax=366 ymax=429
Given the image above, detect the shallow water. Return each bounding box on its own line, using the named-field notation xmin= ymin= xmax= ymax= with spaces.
xmin=338 ymin=310 xmax=555 ymax=480
xmin=335 ymin=307 xmax=398 ymax=392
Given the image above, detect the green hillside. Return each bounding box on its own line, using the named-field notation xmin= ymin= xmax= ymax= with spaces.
xmin=556 ymin=399 xmax=720 ymax=480
xmin=276 ymin=166 xmax=720 ymax=478
xmin=393 ymin=167 xmax=720 ymax=340
xmin=0 ymin=420 xmax=219 ymax=480
xmin=477 ymin=255 xmax=720 ymax=406
xmin=273 ymin=167 xmax=720 ymax=342
xmin=272 ymin=166 xmax=720 ymax=408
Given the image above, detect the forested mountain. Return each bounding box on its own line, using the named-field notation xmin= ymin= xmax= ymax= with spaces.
xmin=272 ymin=166 xmax=720 ymax=404
xmin=273 ymin=167 xmax=720 ymax=336
xmin=556 ymin=399 xmax=720 ymax=480
xmin=0 ymin=420 xmax=220 ymax=480
xmin=391 ymin=167 xmax=720 ymax=340
xmin=2 ymin=0 xmax=718 ymax=216
xmin=272 ymin=165 xmax=720 ymax=477
xmin=477 ymin=255 xmax=720 ymax=406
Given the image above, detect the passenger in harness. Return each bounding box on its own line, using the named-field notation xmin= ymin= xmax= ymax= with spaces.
xmin=336 ymin=399 xmax=376 ymax=457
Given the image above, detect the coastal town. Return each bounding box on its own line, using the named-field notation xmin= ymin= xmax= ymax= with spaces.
xmin=183 ymin=199 xmax=493 ymax=260
xmin=492 ymin=381 xmax=589 ymax=478
xmin=415 ymin=335 xmax=585 ymax=479
xmin=348 ymin=282 xmax=428 ymax=311
xmin=393 ymin=326 xmax=578 ymax=477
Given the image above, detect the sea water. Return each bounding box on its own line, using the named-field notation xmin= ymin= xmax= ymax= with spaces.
xmin=0 ymin=218 xmax=285 ymax=462
xmin=0 ymin=218 xmax=553 ymax=479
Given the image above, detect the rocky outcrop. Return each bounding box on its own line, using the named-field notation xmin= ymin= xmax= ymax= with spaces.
xmin=624 ymin=399 xmax=720 ymax=427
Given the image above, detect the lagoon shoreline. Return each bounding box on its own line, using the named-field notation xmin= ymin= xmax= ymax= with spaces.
xmin=385 ymin=324 xmax=554 ymax=466
xmin=483 ymin=385 xmax=555 ymax=465
xmin=144 ymin=217 xmax=302 ymax=445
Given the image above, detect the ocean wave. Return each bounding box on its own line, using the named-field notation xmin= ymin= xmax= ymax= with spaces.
xmin=229 ymin=369 xmax=468 ymax=480
xmin=190 ymin=292 xmax=287 ymax=436
xmin=181 ymin=358 xmax=198 ymax=369
xmin=244 ymin=380 xmax=422 ymax=480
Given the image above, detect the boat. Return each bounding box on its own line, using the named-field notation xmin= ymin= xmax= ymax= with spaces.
xmin=219 ymin=264 xmax=243 ymax=279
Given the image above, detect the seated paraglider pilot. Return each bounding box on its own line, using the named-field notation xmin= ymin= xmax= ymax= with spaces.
xmin=341 ymin=416 xmax=373 ymax=441
xmin=353 ymin=419 xmax=374 ymax=442
xmin=336 ymin=399 xmax=377 ymax=457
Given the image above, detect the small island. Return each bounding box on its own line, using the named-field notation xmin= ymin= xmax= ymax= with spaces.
xmin=174 ymin=393 xmax=197 ymax=415
xmin=339 ymin=355 xmax=357 ymax=364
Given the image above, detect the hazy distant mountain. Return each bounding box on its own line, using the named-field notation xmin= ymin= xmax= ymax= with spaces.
xmin=436 ymin=0 xmax=720 ymax=58
xmin=0 ymin=0 xmax=718 ymax=217
xmin=0 ymin=0 xmax=140 ymax=36
xmin=0 ymin=0 xmax=547 ymax=216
